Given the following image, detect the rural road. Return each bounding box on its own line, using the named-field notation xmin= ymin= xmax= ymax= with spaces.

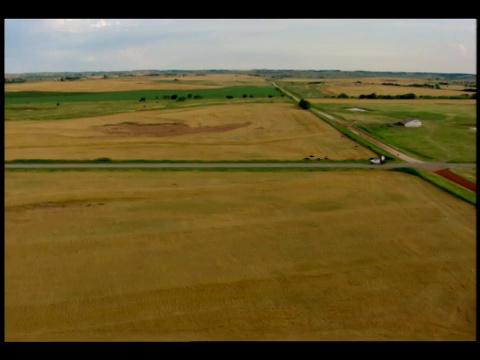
xmin=5 ymin=82 xmax=475 ymax=193
xmin=4 ymin=162 xmax=476 ymax=169
xmin=272 ymin=81 xmax=424 ymax=163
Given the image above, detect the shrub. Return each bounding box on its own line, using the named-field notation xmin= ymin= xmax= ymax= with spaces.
xmin=298 ymin=99 xmax=311 ymax=110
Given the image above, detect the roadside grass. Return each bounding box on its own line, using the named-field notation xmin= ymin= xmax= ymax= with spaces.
xmin=392 ymin=167 xmax=476 ymax=205
xmin=309 ymin=101 xmax=476 ymax=163
xmin=5 ymin=158 xmax=371 ymax=164
xmin=4 ymin=167 xmax=372 ymax=173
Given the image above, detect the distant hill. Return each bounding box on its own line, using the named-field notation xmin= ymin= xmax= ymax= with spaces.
xmin=5 ymin=69 xmax=476 ymax=83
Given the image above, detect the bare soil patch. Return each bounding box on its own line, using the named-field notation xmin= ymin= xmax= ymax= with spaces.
xmin=434 ymin=168 xmax=476 ymax=192
xmin=99 ymin=121 xmax=252 ymax=137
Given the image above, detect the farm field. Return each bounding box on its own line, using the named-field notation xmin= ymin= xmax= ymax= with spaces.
xmin=4 ymin=73 xmax=268 ymax=92
xmin=276 ymin=77 xmax=475 ymax=99
xmin=4 ymin=103 xmax=375 ymax=161
xmin=4 ymin=170 xmax=476 ymax=341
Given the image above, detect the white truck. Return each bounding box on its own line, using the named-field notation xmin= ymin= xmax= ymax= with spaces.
xmin=369 ymin=155 xmax=386 ymax=165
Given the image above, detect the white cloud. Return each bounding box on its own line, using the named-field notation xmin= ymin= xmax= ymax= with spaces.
xmin=45 ymin=19 xmax=124 ymax=33
xmin=90 ymin=20 xmax=111 ymax=28
xmin=4 ymin=19 xmax=476 ymax=74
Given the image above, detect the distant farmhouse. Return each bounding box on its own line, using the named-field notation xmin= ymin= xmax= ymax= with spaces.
xmin=388 ymin=117 xmax=422 ymax=128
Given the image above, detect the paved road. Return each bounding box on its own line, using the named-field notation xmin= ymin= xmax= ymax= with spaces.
xmin=4 ymin=162 xmax=476 ymax=169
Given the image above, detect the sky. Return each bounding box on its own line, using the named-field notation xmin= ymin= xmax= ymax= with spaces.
xmin=4 ymin=19 xmax=477 ymax=74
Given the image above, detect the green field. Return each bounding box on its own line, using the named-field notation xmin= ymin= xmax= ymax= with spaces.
xmin=5 ymin=86 xmax=288 ymax=121
xmin=310 ymin=101 xmax=476 ymax=163
xmin=5 ymin=86 xmax=283 ymax=105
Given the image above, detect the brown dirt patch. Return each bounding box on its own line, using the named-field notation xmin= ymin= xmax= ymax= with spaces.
xmin=434 ymin=169 xmax=476 ymax=192
xmin=99 ymin=121 xmax=252 ymax=137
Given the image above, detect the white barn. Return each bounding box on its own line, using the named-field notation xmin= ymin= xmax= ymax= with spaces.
xmin=388 ymin=117 xmax=422 ymax=128
xmin=402 ymin=117 xmax=422 ymax=128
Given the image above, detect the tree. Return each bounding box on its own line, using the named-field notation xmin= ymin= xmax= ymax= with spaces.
xmin=298 ymin=99 xmax=311 ymax=110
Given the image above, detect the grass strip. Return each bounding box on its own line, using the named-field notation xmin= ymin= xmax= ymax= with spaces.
xmin=392 ymin=167 xmax=476 ymax=206
xmin=5 ymin=158 xmax=371 ymax=164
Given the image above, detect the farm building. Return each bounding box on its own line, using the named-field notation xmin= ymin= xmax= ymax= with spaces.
xmin=388 ymin=117 xmax=422 ymax=127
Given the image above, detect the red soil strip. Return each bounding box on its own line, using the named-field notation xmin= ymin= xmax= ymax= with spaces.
xmin=434 ymin=169 xmax=476 ymax=192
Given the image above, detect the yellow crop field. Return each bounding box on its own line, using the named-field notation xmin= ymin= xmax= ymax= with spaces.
xmin=5 ymin=103 xmax=376 ymax=161
xmin=5 ymin=170 xmax=476 ymax=341
xmin=280 ymin=77 xmax=472 ymax=98
xmin=4 ymin=73 xmax=266 ymax=92
xmin=310 ymin=98 xmax=476 ymax=105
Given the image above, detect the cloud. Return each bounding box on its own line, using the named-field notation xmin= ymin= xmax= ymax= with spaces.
xmin=391 ymin=19 xmax=476 ymax=31
xmin=90 ymin=20 xmax=114 ymax=28
xmin=45 ymin=19 xmax=123 ymax=33
xmin=4 ymin=19 xmax=476 ymax=74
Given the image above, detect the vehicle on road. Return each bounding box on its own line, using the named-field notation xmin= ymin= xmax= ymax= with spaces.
xmin=370 ymin=155 xmax=386 ymax=165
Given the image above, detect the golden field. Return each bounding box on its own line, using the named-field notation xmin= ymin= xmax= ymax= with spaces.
xmin=4 ymin=170 xmax=476 ymax=341
xmin=280 ymin=77 xmax=473 ymax=98
xmin=309 ymin=98 xmax=476 ymax=106
xmin=4 ymin=73 xmax=266 ymax=92
xmin=5 ymin=103 xmax=376 ymax=161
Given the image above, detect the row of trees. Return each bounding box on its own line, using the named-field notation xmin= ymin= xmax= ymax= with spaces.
xmin=337 ymin=92 xmax=476 ymax=100
xmin=5 ymin=77 xmax=26 ymax=83
xmin=138 ymin=93 xmax=276 ymax=102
